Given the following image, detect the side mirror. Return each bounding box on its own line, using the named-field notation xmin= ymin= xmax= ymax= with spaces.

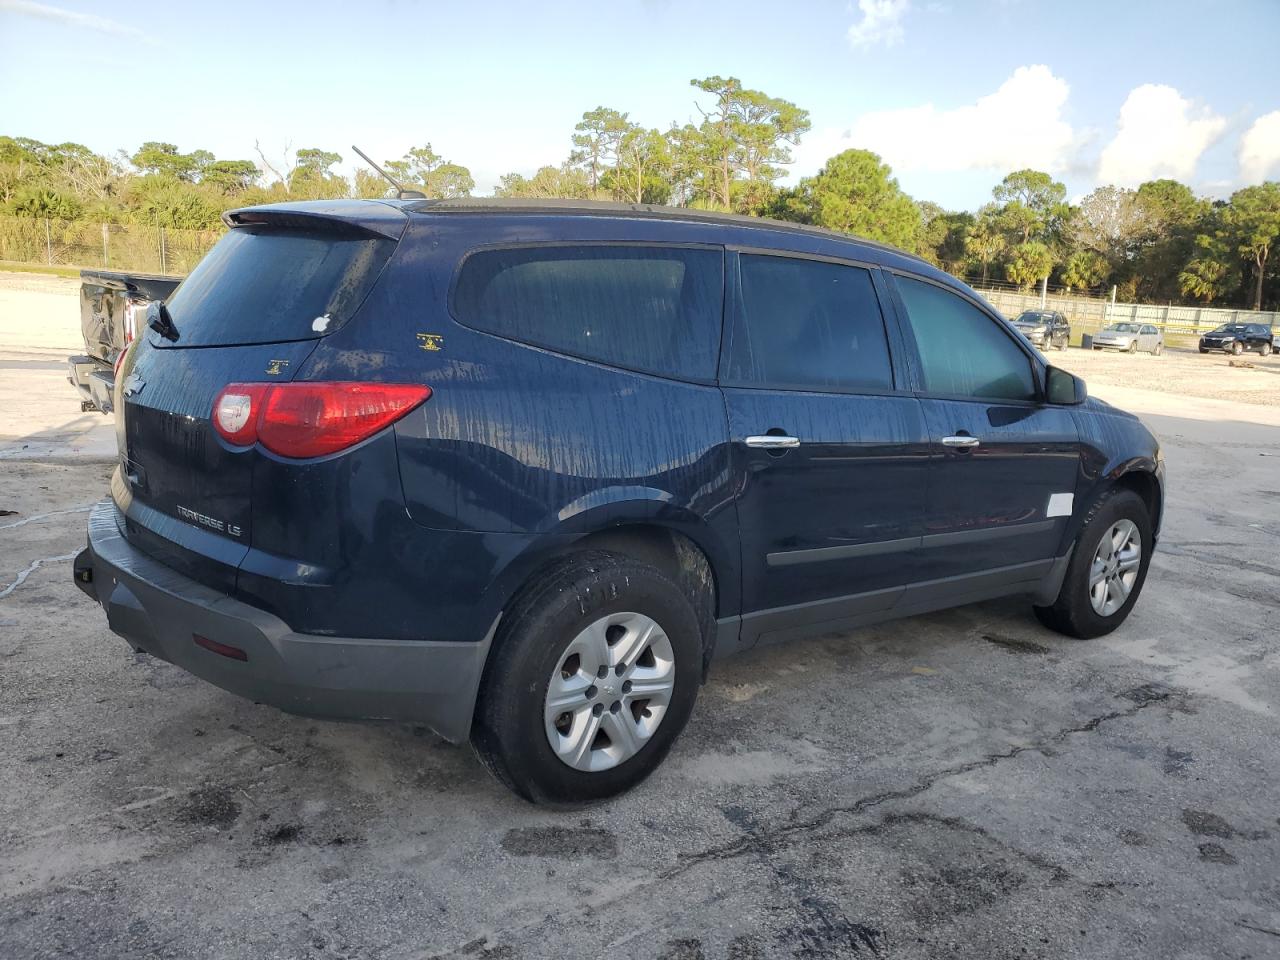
xmin=1046 ymin=365 xmax=1086 ymax=405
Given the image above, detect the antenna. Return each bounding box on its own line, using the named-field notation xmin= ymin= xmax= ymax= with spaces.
xmin=352 ymin=145 xmax=426 ymax=200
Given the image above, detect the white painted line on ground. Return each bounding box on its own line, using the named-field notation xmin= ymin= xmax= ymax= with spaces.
xmin=0 ymin=504 xmax=94 ymax=530
xmin=0 ymin=552 xmax=79 ymax=600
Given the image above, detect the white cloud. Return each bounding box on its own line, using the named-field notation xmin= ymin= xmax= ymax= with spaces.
xmin=797 ymin=65 xmax=1075 ymax=177
xmin=0 ymin=0 xmax=146 ymax=38
xmin=1097 ymin=84 xmax=1225 ymax=186
xmin=847 ymin=0 xmax=910 ymax=48
xmin=1239 ymin=111 xmax=1280 ymax=184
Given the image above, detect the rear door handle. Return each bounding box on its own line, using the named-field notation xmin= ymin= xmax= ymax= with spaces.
xmin=745 ymin=435 xmax=800 ymax=449
xmin=941 ymin=435 xmax=980 ymax=449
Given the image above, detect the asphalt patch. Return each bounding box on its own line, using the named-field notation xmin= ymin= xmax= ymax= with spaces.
xmin=177 ymin=786 xmax=241 ymax=829
xmin=500 ymin=825 xmax=618 ymax=859
xmin=983 ymin=633 xmax=1050 ymax=655
xmin=1197 ymin=842 xmax=1237 ymax=865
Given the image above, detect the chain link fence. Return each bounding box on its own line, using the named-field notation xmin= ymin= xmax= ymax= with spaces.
xmin=0 ymin=216 xmax=222 ymax=276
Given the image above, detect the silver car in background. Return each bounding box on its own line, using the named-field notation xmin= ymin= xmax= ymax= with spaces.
xmin=1091 ymin=322 xmax=1164 ymax=355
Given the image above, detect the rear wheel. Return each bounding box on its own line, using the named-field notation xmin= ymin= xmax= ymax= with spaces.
xmin=472 ymin=551 xmax=703 ymax=804
xmin=1261 ymin=342 xmax=1272 ymax=357
xmin=1033 ymin=488 xmax=1152 ymax=639
xmin=1152 ymin=342 xmax=1163 ymax=356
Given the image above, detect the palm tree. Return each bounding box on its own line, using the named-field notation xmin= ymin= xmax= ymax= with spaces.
xmin=1178 ymin=259 xmax=1228 ymax=304
xmin=964 ymin=222 xmax=1006 ymax=283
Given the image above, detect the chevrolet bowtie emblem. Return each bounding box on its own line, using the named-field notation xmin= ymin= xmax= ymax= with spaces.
xmin=122 ymin=372 xmax=145 ymax=397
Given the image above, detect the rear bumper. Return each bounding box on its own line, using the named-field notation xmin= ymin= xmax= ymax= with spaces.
xmin=76 ymin=500 xmax=496 ymax=742
xmin=67 ymin=355 xmax=114 ymax=412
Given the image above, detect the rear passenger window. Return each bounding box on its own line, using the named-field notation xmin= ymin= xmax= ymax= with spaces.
xmin=452 ymin=245 xmax=722 ymax=379
xmin=895 ymin=276 xmax=1037 ymax=401
xmin=726 ymin=254 xmax=893 ymax=391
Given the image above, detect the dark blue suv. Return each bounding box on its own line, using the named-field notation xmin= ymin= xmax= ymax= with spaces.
xmin=75 ymin=199 xmax=1164 ymax=802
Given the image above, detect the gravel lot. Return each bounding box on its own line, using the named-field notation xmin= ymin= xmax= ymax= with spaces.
xmin=1052 ymin=344 xmax=1280 ymax=408
xmin=1 ymin=272 xmax=1279 ymax=959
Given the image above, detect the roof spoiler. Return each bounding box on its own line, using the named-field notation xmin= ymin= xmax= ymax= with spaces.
xmin=222 ymin=201 xmax=408 ymax=240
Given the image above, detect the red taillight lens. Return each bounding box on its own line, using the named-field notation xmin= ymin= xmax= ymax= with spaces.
xmin=211 ymin=382 xmax=431 ymax=458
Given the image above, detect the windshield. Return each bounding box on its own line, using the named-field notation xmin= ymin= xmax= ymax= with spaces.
xmin=163 ymin=227 xmax=394 ymax=346
xmin=1108 ymin=323 xmax=1139 ymax=333
xmin=1014 ymin=312 xmax=1050 ymax=324
xmin=1212 ymin=325 xmax=1249 ymax=334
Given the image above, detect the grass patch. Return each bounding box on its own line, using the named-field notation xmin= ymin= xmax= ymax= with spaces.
xmin=0 ymin=261 xmax=82 ymax=279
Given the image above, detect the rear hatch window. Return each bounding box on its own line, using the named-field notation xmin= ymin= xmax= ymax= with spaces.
xmin=162 ymin=227 xmax=394 ymax=346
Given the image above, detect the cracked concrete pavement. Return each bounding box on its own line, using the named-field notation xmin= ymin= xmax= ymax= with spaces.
xmin=1 ymin=358 xmax=1279 ymax=958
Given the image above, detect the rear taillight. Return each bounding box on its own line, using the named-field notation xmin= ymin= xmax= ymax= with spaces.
xmin=123 ymin=298 xmax=143 ymax=345
xmin=212 ymin=382 xmax=431 ymax=458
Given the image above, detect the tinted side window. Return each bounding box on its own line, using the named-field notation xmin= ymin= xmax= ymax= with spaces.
xmin=452 ymin=245 xmax=722 ymax=379
xmin=726 ymin=255 xmax=893 ymax=391
xmin=895 ymin=276 xmax=1037 ymax=401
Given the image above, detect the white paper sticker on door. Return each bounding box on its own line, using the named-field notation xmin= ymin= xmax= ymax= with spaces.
xmin=1046 ymin=492 xmax=1074 ymax=518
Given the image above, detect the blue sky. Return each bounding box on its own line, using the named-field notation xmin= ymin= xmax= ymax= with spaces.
xmin=3 ymin=0 xmax=1279 ymax=210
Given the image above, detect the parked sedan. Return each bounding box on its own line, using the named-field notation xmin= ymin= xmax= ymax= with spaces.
xmin=1011 ymin=310 xmax=1070 ymax=350
xmin=1092 ymin=322 xmax=1164 ymax=355
xmin=1198 ymin=323 xmax=1274 ymax=356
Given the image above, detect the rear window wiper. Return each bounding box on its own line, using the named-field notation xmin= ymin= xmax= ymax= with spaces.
xmin=147 ymin=300 xmax=179 ymax=342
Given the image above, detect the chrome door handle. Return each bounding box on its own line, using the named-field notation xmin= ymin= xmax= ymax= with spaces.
xmin=941 ymin=435 xmax=980 ymax=448
xmin=745 ymin=435 xmax=800 ymax=449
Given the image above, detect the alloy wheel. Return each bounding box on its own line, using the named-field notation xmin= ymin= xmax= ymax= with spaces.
xmin=1089 ymin=519 xmax=1141 ymax=617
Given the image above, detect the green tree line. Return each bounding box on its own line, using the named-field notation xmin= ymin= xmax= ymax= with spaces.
xmin=4 ymin=74 xmax=1279 ymax=308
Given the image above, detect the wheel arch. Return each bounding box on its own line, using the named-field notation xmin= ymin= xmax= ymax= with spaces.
xmin=474 ymin=498 xmax=737 ymax=719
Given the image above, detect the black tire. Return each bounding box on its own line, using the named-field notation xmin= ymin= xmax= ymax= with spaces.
xmin=1232 ymin=341 xmax=1243 ymax=355
xmin=1152 ymin=342 xmax=1163 ymax=356
xmin=1033 ymin=488 xmax=1153 ymax=639
xmin=1261 ymin=343 xmax=1272 ymax=357
xmin=1127 ymin=341 xmax=1137 ymax=353
xmin=472 ymin=550 xmax=703 ymax=804
xmin=1199 ymin=347 xmax=1208 ymax=354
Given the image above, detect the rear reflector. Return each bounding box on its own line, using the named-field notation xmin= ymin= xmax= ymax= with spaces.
xmin=212 ymin=381 xmax=431 ymax=458
xmin=193 ymin=633 xmax=249 ymax=661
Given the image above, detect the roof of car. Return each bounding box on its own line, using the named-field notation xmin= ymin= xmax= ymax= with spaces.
xmin=397 ymin=197 xmax=932 ymax=266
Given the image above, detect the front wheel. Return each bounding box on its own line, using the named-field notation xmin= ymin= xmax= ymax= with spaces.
xmin=1033 ymin=488 xmax=1152 ymax=639
xmin=1232 ymin=341 xmax=1244 ymax=355
xmin=472 ymin=551 xmax=703 ymax=804
xmin=1127 ymin=341 xmax=1137 ymax=353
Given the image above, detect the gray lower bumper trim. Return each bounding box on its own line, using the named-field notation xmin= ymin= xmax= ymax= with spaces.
xmin=84 ymin=500 xmax=495 ymax=742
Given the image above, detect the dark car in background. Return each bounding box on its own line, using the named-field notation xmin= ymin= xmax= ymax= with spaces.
xmin=1011 ymin=310 xmax=1070 ymax=350
xmin=1199 ymin=322 xmax=1273 ymax=356
xmin=74 ymin=199 xmax=1164 ymax=803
